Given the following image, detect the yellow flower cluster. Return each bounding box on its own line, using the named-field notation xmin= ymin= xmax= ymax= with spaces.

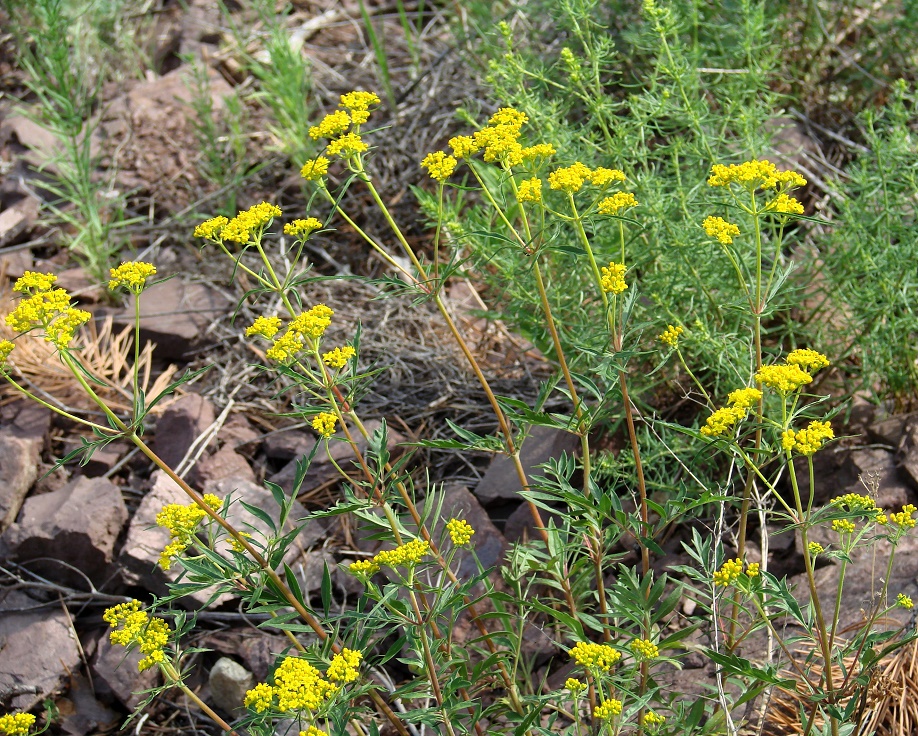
xmin=767 ymin=193 xmax=804 ymax=214
xmin=219 ymin=202 xmax=283 ymax=244
xmin=284 ymin=218 xmax=324 ymax=239
xmin=548 ymin=162 xmax=591 ymax=193
xmin=448 ymin=134 xmax=478 ymax=159
xmin=755 ymin=363 xmax=813 ymax=393
xmin=103 ymin=600 xmax=170 ymax=672
xmin=832 ymin=519 xmax=856 ymax=534
xmin=747 ymin=562 xmax=760 ymax=577
xmin=327 ymin=648 xmax=362 ymax=683
xmin=312 ymin=412 xmax=338 ymax=438
xmin=897 ymin=593 xmax=914 ymax=610
xmin=700 ymin=405 xmax=746 ymax=438
xmin=446 ymin=518 xmax=475 ymax=545
xmin=420 ymin=151 xmax=457 ymax=182
xmin=702 ymin=215 xmax=741 ymax=244
xmin=890 ymin=504 xmax=917 ymax=529
xmin=300 ymin=156 xmax=331 ymax=181
xmin=658 ymin=324 xmax=683 ymax=348
xmin=244 ymin=682 xmax=275 ymax=712
xmin=374 ymin=539 xmax=430 ymax=568
xmin=713 ymin=558 xmax=744 ymax=587
xmin=265 ymin=305 xmax=334 ymax=362
xmin=600 ymin=261 xmax=627 ymax=294
xmin=340 ymin=91 xmax=380 ymax=124
xmin=309 ymin=110 xmax=351 ymax=139
xmin=782 ymin=420 xmax=834 ymax=455
xmin=14 ymin=271 xmax=57 ymax=293
xmin=323 ymin=346 xmax=356 ymax=369
xmin=630 ymin=638 xmax=659 ymax=659
xmin=156 ymin=494 xmax=222 ymax=570
xmin=727 ymin=387 xmax=762 ymax=408
xmin=808 ymin=542 xmax=824 ymax=556
xmin=516 ymin=177 xmax=542 ymax=203
xmin=246 ymin=315 xmax=282 ymax=340
xmin=877 ymin=513 xmax=888 ymax=525
xmin=0 ymin=713 xmax=35 ymax=736
xmin=0 ymin=340 xmax=14 ymax=367
xmin=590 ymin=167 xmax=627 ymax=187
xmin=271 ymin=656 xmax=337 ymax=712
xmin=348 ymin=558 xmax=380 ymax=576
xmin=786 ymin=348 xmax=830 ymax=373
xmin=598 ymin=191 xmax=638 ymax=215
xmin=520 ymin=143 xmax=556 ymax=161
xmin=193 ymin=215 xmax=228 ymax=239
xmin=326 ymin=133 xmax=368 ymax=158
xmin=644 ymin=711 xmax=666 ymax=728
xmin=565 ymin=677 xmax=586 ymax=692
xmin=5 ymin=285 xmax=90 ymax=349
xmin=707 ymin=160 xmax=807 ymax=190
xmin=569 ymin=641 xmax=621 ymax=671
xmin=301 ymin=727 xmax=328 ymax=736
xmin=595 ymin=699 xmax=623 ymax=720
xmin=109 ymin=261 xmax=156 ymax=292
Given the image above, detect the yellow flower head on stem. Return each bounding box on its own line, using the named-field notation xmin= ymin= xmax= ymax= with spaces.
xmin=755 ymin=363 xmax=813 ymax=393
xmin=309 ymin=110 xmax=351 ymax=139
xmin=595 ymin=699 xmax=623 ymax=720
xmin=300 ymin=157 xmax=331 ymax=181
xmin=564 ymin=678 xmax=586 ymax=693
xmin=589 ymin=167 xmax=627 ymax=187
xmin=702 ymin=216 xmax=741 ymax=244
xmin=373 ymin=539 xmax=430 ymax=568
xmin=446 ymin=518 xmax=475 ymax=545
xmin=244 ymin=682 xmax=275 ymax=712
xmin=548 ymin=162 xmax=591 ymax=193
xmin=520 ymin=143 xmax=556 ymax=162
xmin=349 ymin=558 xmax=380 ymax=577
xmin=786 ymin=348 xmax=829 ymax=373
xmin=326 ymin=133 xmax=368 ymax=158
xmin=14 ymin=271 xmax=57 ymax=294
xmin=569 ymin=641 xmax=621 ymax=671
xmin=103 ymin=600 xmax=170 ymax=671
xmin=221 ymin=203 xmax=282 ymax=244
xmin=420 ymin=151 xmax=457 ymax=182
xmin=193 ymin=215 xmax=228 ymax=240
xmin=630 ymin=638 xmax=659 ymax=660
xmin=109 ymin=262 xmax=157 ymax=293
xmin=271 ymin=656 xmax=336 ymax=712
xmin=516 ymin=177 xmax=542 ymax=203
xmin=327 ymin=648 xmax=362 ymax=683
xmin=890 ymin=504 xmax=917 ymax=529
xmin=598 ymin=191 xmax=639 ymax=215
xmin=0 ymin=340 xmax=15 ymax=367
xmin=786 ymin=420 xmax=834 ymax=455
xmin=0 ymin=713 xmax=36 ymax=736
xmin=289 ymin=304 xmax=333 ymax=340
xmin=312 ymin=412 xmax=338 ymax=438
xmin=707 ymin=159 xmax=806 ymax=191
xmin=832 ymin=519 xmax=856 ymax=534
xmin=322 ymin=345 xmax=356 ymax=369
xmin=767 ymin=192 xmax=804 ymax=215
xmin=700 ymin=405 xmax=747 ymax=437
xmin=448 ymin=135 xmax=479 ymax=159
xmin=727 ymin=387 xmax=762 ymax=409
xmin=808 ymin=542 xmax=824 ymax=556
xmin=600 ymin=261 xmax=627 ymax=294
xmin=644 ymin=711 xmax=666 ymax=728
xmin=658 ymin=324 xmax=683 ymax=348
xmin=713 ymin=557 xmax=744 ymax=586
xmin=339 ymin=91 xmax=380 ymax=124
xmin=246 ymin=315 xmax=282 ymax=340
xmin=897 ymin=593 xmax=914 ymax=610
xmin=284 ymin=218 xmax=324 ymax=240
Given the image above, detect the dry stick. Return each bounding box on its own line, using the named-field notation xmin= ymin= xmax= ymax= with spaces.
xmin=60 ymin=352 xmax=412 ymax=736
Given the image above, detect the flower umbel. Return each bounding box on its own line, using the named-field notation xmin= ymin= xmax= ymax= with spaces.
xmin=446 ymin=518 xmax=475 ymax=546
xmin=312 ymin=412 xmax=338 ymax=438
xmin=600 ymin=261 xmax=627 ymax=294
xmin=569 ymin=641 xmax=621 ymax=671
xmin=420 ymin=151 xmax=457 ymax=182
xmin=327 ymin=648 xmax=362 ymax=683
xmin=322 ymin=346 xmax=356 ymax=369
xmin=103 ymin=600 xmax=171 ymax=672
xmin=595 ymin=699 xmax=623 ymax=720
xmin=659 ymin=324 xmax=683 ymax=348
xmin=703 ymin=215 xmax=741 ymax=244
xmin=0 ymin=713 xmax=36 ymax=736
xmin=109 ymin=261 xmax=156 ymax=292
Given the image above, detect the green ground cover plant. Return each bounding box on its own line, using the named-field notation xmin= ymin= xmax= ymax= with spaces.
xmin=1 ymin=81 xmax=917 ymax=736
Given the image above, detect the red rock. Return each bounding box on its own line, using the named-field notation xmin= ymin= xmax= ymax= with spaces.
xmin=152 ymin=392 xmax=216 ymax=469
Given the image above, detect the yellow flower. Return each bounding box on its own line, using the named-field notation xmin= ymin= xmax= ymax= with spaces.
xmin=103 ymin=600 xmax=170 ymax=672
xmin=193 ymin=215 xmax=228 ymax=240
xmin=448 ymin=135 xmax=479 ymax=159
xmin=327 ymin=648 xmax=362 ymax=683
xmin=155 ymin=497 xmax=221 ymax=569
xmin=289 ymin=304 xmax=334 ymax=341
xmin=284 ymin=218 xmax=324 ymax=240
xmin=229 ymin=531 xmax=252 ymax=553
xmin=600 ymin=261 xmax=627 ymax=294
xmin=0 ymin=339 xmax=14 ymax=367
xmin=548 ymin=162 xmax=591 ymax=193
xmin=326 ymin=132 xmax=368 ymax=158
xmin=890 ymin=504 xmax=917 ymax=529
xmin=707 ymin=160 xmax=805 ymax=190
xmin=488 ymin=107 xmax=528 ymax=127
xmin=630 ymin=638 xmax=659 ymax=659
xmin=897 ymin=593 xmax=914 ymax=610
xmin=246 ymin=316 xmax=282 ymax=340
xmin=14 ymin=271 xmax=57 ymax=293
xmin=767 ymin=193 xmax=804 ymax=215
xmin=658 ymin=324 xmax=683 ymax=348
xmin=473 ymin=124 xmax=524 ymax=166
xmin=272 ymin=656 xmax=336 ymax=712
xmin=520 ymin=143 xmax=556 ymax=161
xmin=446 ymin=518 xmax=475 ymax=546
xmin=312 ymin=412 xmax=338 ymax=438
xmin=373 ymin=539 xmax=430 ymax=568
xmin=221 ymin=202 xmax=282 ymax=244
xmin=266 ymin=331 xmax=303 ymax=362
xmin=244 ymin=682 xmax=275 ymax=712
xmin=569 ymin=641 xmax=621 ymax=671
xmin=564 ymin=678 xmax=586 ymax=693
xmin=786 ymin=348 xmax=829 ymax=373
xmin=349 ymin=559 xmax=380 ymax=577
xmin=420 ymin=151 xmax=457 ymax=182
xmin=309 ymin=110 xmax=351 ymax=139
xmin=747 ymin=562 xmax=760 ymax=578
xmin=598 ymin=191 xmax=639 ymax=215
xmin=109 ymin=262 xmax=157 ymax=292
xmin=0 ymin=713 xmax=36 ymax=736
xmin=702 ymin=215 xmax=741 ymax=244
xmin=785 ymin=420 xmax=834 ymax=455
xmin=700 ymin=405 xmax=747 ymax=437
xmin=876 ymin=513 xmax=888 ymax=525
xmin=301 ymin=727 xmax=328 ymax=736
xmin=6 ymin=288 xmax=80 ymax=345
xmin=595 ymin=699 xmax=623 ymax=720
xmin=589 ymin=167 xmax=626 ymax=187
xmin=323 ymin=346 xmax=356 ymax=369
xmin=713 ymin=558 xmax=744 ymax=587
xmin=644 ymin=711 xmax=666 ymax=728
xmin=755 ymin=363 xmax=812 ymax=393
xmin=808 ymin=542 xmax=824 ymax=556
xmin=300 ymin=157 xmax=331 ymax=181
xmin=832 ymin=519 xmax=856 ymax=534
xmin=339 ymin=91 xmax=380 ymax=124
xmin=727 ymin=387 xmax=762 ymax=409
xmin=516 ymin=177 xmax=542 ymax=203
